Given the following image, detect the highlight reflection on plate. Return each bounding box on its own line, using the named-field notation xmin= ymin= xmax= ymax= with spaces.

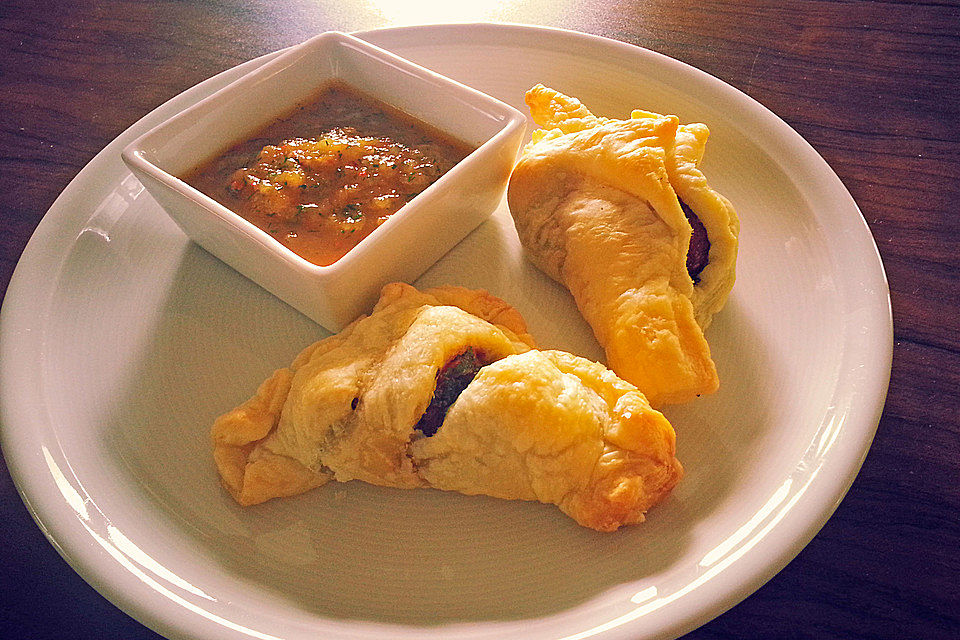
xmin=0 ymin=24 xmax=891 ymax=640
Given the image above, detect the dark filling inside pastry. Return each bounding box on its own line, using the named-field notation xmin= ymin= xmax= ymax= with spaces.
xmin=680 ymin=199 xmax=710 ymax=284
xmin=415 ymin=348 xmax=489 ymax=437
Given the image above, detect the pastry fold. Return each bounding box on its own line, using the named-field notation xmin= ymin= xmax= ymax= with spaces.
xmin=212 ymin=283 xmax=682 ymax=531
xmin=508 ymin=85 xmax=738 ymax=405
xmin=629 ymin=108 xmax=739 ymax=329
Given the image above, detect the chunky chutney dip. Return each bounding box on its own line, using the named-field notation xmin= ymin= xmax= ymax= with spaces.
xmin=183 ymin=82 xmax=473 ymax=266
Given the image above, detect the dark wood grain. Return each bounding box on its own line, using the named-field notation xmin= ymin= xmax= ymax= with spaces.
xmin=1 ymin=1 xmax=958 ymax=638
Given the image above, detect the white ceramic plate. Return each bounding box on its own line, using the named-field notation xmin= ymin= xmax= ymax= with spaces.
xmin=0 ymin=24 xmax=891 ymax=640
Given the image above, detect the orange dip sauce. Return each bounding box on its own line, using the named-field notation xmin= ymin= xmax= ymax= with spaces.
xmin=184 ymin=83 xmax=473 ymax=266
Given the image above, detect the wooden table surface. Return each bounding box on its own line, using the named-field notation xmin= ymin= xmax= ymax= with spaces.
xmin=1 ymin=1 xmax=958 ymax=638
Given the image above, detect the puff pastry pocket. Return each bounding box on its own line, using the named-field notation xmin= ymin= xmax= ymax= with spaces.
xmin=212 ymin=283 xmax=681 ymax=531
xmin=509 ymin=85 xmax=739 ymax=404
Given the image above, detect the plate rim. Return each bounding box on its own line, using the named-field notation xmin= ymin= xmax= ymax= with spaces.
xmin=0 ymin=22 xmax=893 ymax=640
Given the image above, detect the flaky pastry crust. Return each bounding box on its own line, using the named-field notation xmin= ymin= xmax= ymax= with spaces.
xmin=630 ymin=109 xmax=739 ymax=329
xmin=211 ymin=283 xmax=681 ymax=531
xmin=508 ymin=85 xmax=739 ymax=404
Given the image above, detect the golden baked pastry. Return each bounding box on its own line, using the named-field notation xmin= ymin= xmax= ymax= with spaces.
xmin=212 ymin=283 xmax=682 ymax=531
xmin=508 ymin=85 xmax=739 ymax=404
xmin=629 ymin=109 xmax=739 ymax=329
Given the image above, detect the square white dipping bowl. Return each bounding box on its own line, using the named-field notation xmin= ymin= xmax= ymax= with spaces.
xmin=122 ymin=31 xmax=526 ymax=331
